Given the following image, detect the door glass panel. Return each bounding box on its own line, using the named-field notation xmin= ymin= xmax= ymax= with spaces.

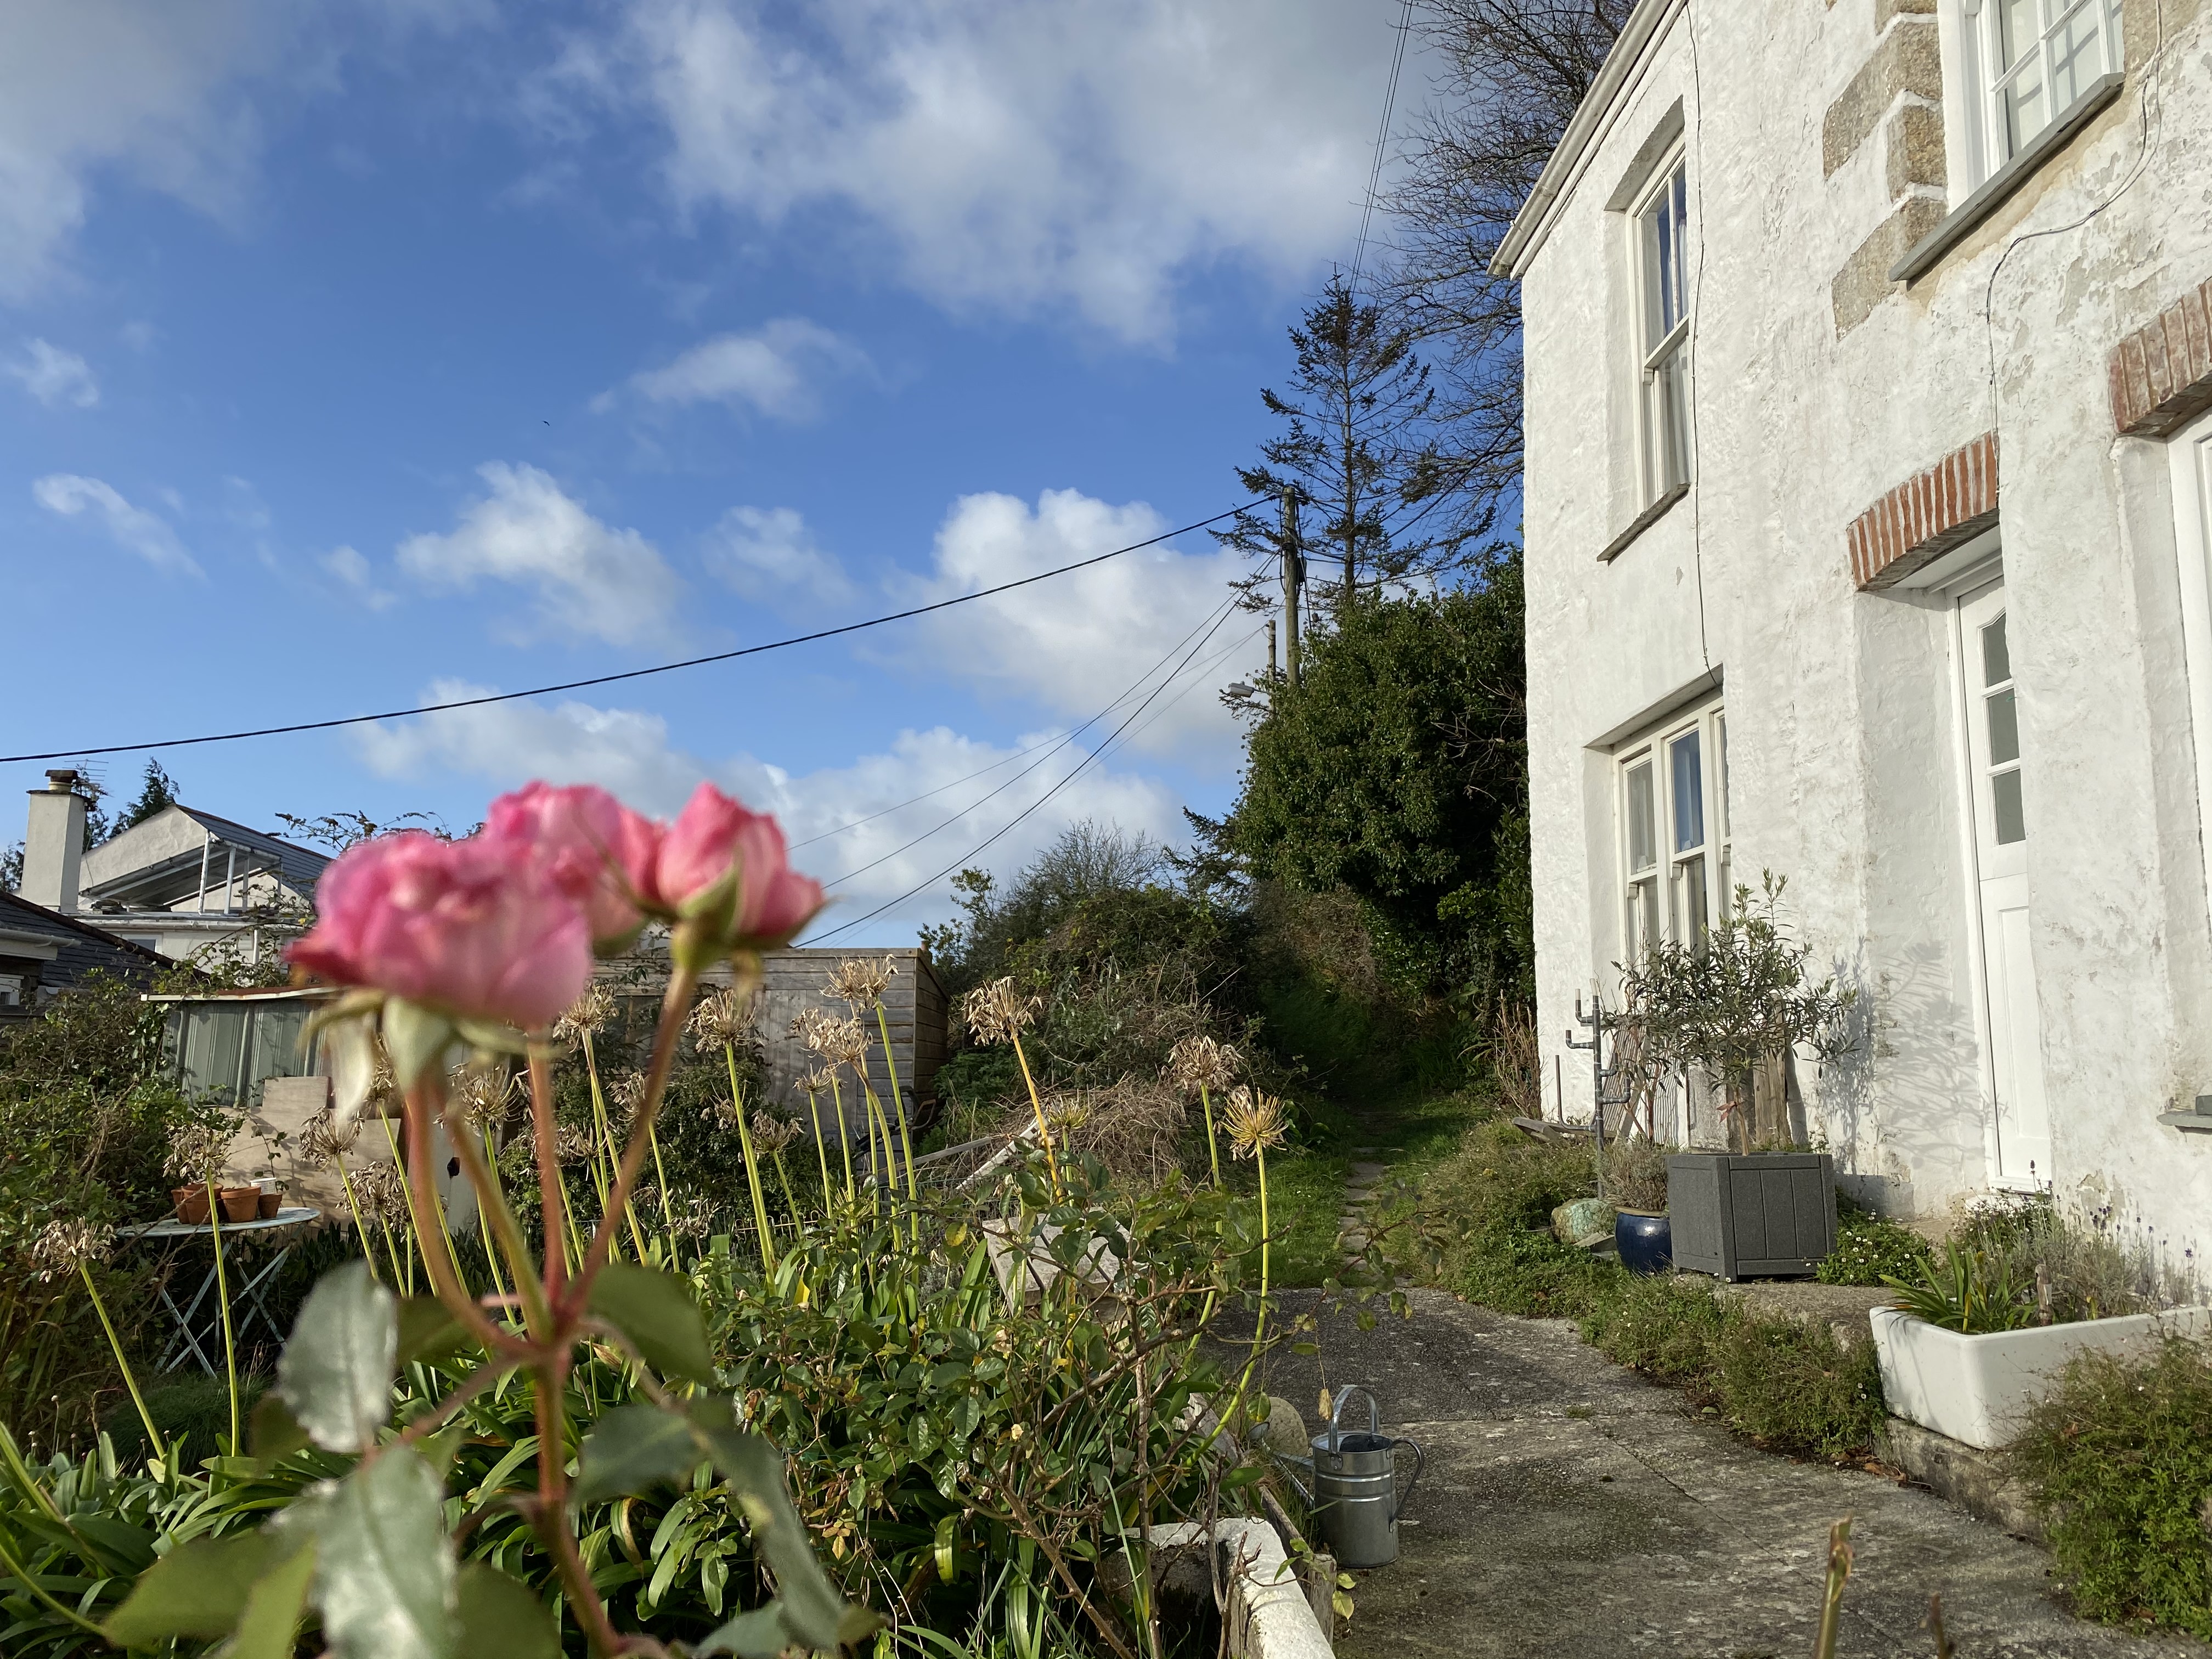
xmin=1982 ymin=615 xmax=2011 ymax=685
xmin=1670 ymin=730 xmax=1705 ymax=853
xmin=1993 ymin=770 xmax=2027 ymax=844
xmin=1627 ymin=763 xmax=1657 ymax=873
xmin=1985 ymin=687 xmax=2020 ymax=764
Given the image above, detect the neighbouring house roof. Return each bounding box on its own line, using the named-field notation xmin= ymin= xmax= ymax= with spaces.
xmin=0 ymin=889 xmax=172 ymax=1006
xmin=78 ymin=804 xmax=331 ymax=915
xmin=1490 ymin=0 xmax=1679 ymax=281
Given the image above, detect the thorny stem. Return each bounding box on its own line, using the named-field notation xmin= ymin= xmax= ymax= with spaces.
xmin=572 ymin=964 xmax=698 ymax=1300
xmin=1008 ymin=1030 xmax=1063 ymax=1198
xmin=78 ymin=1260 xmax=163 ymax=1459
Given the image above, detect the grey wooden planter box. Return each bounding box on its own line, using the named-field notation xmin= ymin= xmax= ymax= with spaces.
xmin=1665 ymin=1153 xmax=1836 ymax=1280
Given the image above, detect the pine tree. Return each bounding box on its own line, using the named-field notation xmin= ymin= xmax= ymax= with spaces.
xmin=116 ymin=760 xmax=181 ymax=835
xmin=1216 ymin=274 xmax=1459 ymax=619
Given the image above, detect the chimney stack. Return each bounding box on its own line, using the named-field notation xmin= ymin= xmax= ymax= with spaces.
xmin=22 ymin=770 xmax=88 ymax=912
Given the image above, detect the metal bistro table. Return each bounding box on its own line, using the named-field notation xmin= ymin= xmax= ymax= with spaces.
xmin=118 ymin=1207 xmax=320 ymax=1375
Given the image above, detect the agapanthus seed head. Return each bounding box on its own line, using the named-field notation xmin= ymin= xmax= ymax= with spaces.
xmin=690 ymin=983 xmax=758 ymax=1047
xmin=552 ymin=983 xmax=617 ymax=1047
xmin=825 ymin=955 xmax=896 ymax=1011
xmin=299 ymin=1108 xmax=361 ymax=1167
xmin=706 ymin=1096 xmax=743 ymax=1130
xmin=751 ymin=1110 xmax=803 ymax=1154
xmin=30 ymin=1220 xmax=112 ymax=1280
xmin=449 ymin=1062 xmax=520 ymax=1127
xmin=611 ymin=1070 xmax=649 ymax=1116
xmin=352 ymin=1159 xmax=407 ymax=1217
xmin=789 ymin=1007 xmax=834 ymax=1051
xmin=1166 ymin=1034 xmax=1240 ymax=1095
xmin=963 ymin=977 xmax=1040 ymax=1046
xmin=823 ymin=1015 xmax=868 ymax=1071
xmin=1043 ymin=1092 xmax=1090 ymax=1136
xmin=555 ymin=1124 xmax=594 ymax=1161
xmin=1224 ymin=1085 xmax=1288 ymax=1159
xmin=798 ymin=1068 xmax=835 ymax=1097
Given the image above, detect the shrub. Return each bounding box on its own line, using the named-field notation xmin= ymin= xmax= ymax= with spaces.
xmin=1818 ymin=1205 xmax=1928 ymax=1286
xmin=2013 ymin=1339 xmax=2212 ymax=1639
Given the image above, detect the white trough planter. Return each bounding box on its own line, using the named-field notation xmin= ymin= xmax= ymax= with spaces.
xmin=1871 ymin=1303 xmax=2212 ymax=1450
xmin=1131 ymin=1521 xmax=1335 ymax=1659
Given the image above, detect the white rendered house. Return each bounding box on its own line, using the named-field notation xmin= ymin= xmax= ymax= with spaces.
xmin=1498 ymin=0 xmax=2212 ymax=1255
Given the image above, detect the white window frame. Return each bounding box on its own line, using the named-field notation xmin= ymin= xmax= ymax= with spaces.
xmin=2168 ymin=408 xmax=2212 ymax=917
xmin=1953 ymin=0 xmax=2125 ymax=190
xmin=1617 ymin=698 xmax=1731 ymax=963
xmin=1630 ymin=149 xmax=1693 ymax=506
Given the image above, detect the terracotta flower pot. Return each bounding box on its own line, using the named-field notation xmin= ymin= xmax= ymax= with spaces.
xmin=257 ymin=1190 xmax=283 ymax=1218
xmin=173 ymin=1186 xmax=212 ymax=1225
xmin=219 ymin=1187 xmax=262 ymax=1223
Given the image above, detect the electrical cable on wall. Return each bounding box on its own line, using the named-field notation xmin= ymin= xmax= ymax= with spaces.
xmin=1 ymin=498 xmax=1267 ymax=766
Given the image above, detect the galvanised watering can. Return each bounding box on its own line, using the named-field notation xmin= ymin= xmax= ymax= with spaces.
xmin=1272 ymin=1386 xmax=1424 ymax=1568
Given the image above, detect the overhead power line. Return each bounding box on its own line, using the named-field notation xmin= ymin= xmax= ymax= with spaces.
xmin=1350 ymin=0 xmax=1417 ymax=289
xmin=1 ymin=499 xmax=1266 ymax=766
xmin=815 ymin=597 xmax=1240 ymax=891
xmin=799 ymin=601 xmax=1245 ymax=946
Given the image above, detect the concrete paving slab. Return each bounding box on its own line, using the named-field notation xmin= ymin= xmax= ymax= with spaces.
xmin=1232 ymin=1290 xmax=2194 ymax=1658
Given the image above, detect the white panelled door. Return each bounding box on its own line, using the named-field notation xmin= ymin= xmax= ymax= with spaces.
xmin=1958 ymin=576 xmax=2051 ymax=1184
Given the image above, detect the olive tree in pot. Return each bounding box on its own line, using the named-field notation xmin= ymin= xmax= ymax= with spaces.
xmin=1620 ymin=873 xmax=1858 ymax=1279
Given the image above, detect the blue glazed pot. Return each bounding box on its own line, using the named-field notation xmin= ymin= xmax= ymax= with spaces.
xmin=1615 ymin=1210 xmax=1673 ymax=1276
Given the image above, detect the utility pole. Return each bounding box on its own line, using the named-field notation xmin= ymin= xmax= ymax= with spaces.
xmin=1280 ymin=486 xmax=1302 ymax=688
xmin=1267 ymin=618 xmax=1278 ymax=679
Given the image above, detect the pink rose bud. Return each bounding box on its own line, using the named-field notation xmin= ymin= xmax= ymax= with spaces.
xmin=656 ymin=782 xmax=825 ymax=949
xmin=287 ymin=831 xmax=592 ymax=1031
xmin=486 ymin=781 xmax=661 ymax=950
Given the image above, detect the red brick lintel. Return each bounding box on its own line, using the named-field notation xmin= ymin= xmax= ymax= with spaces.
xmin=2111 ymin=276 xmax=2212 ymax=438
xmin=1847 ymin=431 xmax=2000 ymax=591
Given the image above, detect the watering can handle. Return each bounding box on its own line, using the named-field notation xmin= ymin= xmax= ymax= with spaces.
xmin=1390 ymin=1438 xmax=1424 ymax=1521
xmin=1330 ymin=1385 xmax=1380 ymax=1447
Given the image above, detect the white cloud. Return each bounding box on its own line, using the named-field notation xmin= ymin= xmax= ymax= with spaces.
xmin=558 ymin=0 xmax=1405 ymax=343
xmin=703 ymin=505 xmax=853 ymax=610
xmin=354 ymin=679 xmax=1185 ymax=938
xmin=601 ymin=318 xmax=870 ymax=421
xmin=32 ymin=472 xmax=200 ymax=574
xmin=322 ymin=544 xmax=397 ymax=610
xmin=0 ymin=1 xmax=490 ymax=300
xmin=395 ymin=461 xmax=682 ymax=647
xmin=891 ymin=488 xmax=1264 ymax=759
xmin=8 ymin=338 xmax=98 ymax=407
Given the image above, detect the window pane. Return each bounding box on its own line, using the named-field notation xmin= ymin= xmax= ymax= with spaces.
xmin=1985 ymin=687 xmax=2020 ymax=765
xmin=2047 ymin=0 xmax=2103 ymax=108
xmin=1675 ymin=854 xmax=1710 ymax=948
xmin=1627 ymin=763 xmax=1657 ymax=872
xmin=1993 ymin=769 xmax=2027 ymax=844
xmin=1996 ymin=0 xmax=2039 ymax=69
xmin=1981 ymin=614 xmax=2011 ymax=686
xmin=1639 ymin=883 xmax=1661 ymax=957
xmin=1671 ymin=729 xmax=1705 ymax=853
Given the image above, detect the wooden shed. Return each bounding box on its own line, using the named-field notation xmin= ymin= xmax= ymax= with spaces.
xmin=754 ymin=947 xmax=948 ymax=1142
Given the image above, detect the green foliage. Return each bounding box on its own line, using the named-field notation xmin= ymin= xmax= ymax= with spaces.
xmin=115 ymin=761 xmax=182 ymax=837
xmin=1884 ymin=1239 xmax=2036 ymax=1334
xmin=1818 ymin=1206 xmax=1928 ymax=1286
xmin=1221 ymin=575 xmax=1530 ymax=1001
xmin=2013 ymin=1339 xmax=2212 ymax=1639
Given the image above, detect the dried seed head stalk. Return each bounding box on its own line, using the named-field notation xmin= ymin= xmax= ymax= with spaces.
xmin=798 ymin=1068 xmax=836 ymax=1098
xmin=669 ymin=1194 xmax=715 ymax=1240
xmin=751 ymin=1111 xmax=803 ymax=1154
xmin=300 ymin=1107 xmax=362 ymax=1167
xmin=450 ymin=1063 xmax=521 ymax=1128
xmin=552 ymin=983 xmax=617 ymax=1048
xmin=30 ymin=1219 xmax=112 ymax=1281
xmin=1166 ymin=1034 xmax=1241 ymax=1095
xmin=825 ymin=955 xmax=896 ymax=1010
xmin=352 ymin=1159 xmax=408 ymax=1217
xmin=788 ymin=1007 xmax=835 ymax=1052
xmin=690 ymin=983 xmax=758 ymax=1047
xmin=1224 ymin=1086 xmax=1288 ymax=1159
xmin=963 ymin=977 xmax=1040 ymax=1046
xmin=555 ymin=1124 xmax=595 ymax=1162
xmin=1042 ymin=1092 xmax=1091 ymax=1137
xmin=704 ymin=1096 xmax=744 ymax=1130
xmin=822 ymin=1015 xmax=869 ymax=1071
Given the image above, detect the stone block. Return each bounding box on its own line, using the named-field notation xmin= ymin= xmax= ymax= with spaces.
xmin=1832 ymin=194 xmax=1946 ymax=336
xmin=1822 ymin=20 xmax=1942 ymax=177
xmin=1884 ymin=100 xmax=1946 ymax=196
xmin=1874 ymin=1417 xmax=2045 ymax=1540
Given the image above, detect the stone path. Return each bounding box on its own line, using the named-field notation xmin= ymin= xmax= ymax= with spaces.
xmin=1248 ymin=1288 xmax=2197 ymax=1659
xmin=1338 ymin=1148 xmax=1390 ymax=1254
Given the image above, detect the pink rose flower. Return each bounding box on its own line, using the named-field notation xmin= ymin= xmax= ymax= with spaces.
xmin=287 ymin=831 xmax=592 ymax=1030
xmin=655 ymin=782 xmax=825 ymax=947
xmin=486 ymin=781 xmax=661 ymax=949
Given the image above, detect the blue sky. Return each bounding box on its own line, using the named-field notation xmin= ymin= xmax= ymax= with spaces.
xmin=2 ymin=0 xmax=1413 ymax=944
